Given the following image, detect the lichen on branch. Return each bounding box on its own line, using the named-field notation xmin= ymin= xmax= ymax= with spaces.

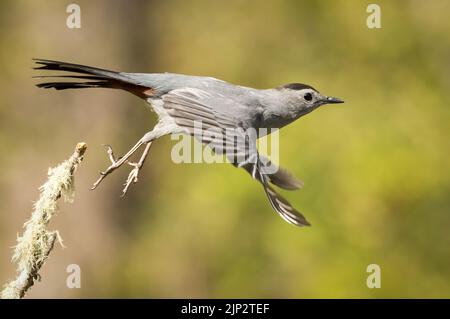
xmin=1 ymin=142 xmax=87 ymax=299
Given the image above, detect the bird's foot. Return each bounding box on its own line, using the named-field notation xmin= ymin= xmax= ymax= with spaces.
xmin=122 ymin=162 xmax=142 ymax=196
xmin=121 ymin=142 xmax=152 ymax=196
xmin=91 ymin=144 xmax=123 ymax=190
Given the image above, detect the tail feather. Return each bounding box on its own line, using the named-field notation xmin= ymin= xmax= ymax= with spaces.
xmin=33 ymin=75 xmax=107 ymax=80
xmin=33 ymin=58 xmax=124 ymax=81
xmin=36 ymin=81 xmax=111 ymax=90
xmin=33 ymin=58 xmax=154 ymax=97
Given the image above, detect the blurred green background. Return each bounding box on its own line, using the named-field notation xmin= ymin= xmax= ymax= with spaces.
xmin=0 ymin=0 xmax=449 ymax=298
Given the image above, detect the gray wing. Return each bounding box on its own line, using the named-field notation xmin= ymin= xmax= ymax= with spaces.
xmin=163 ymin=88 xmax=310 ymax=227
xmin=258 ymin=167 xmax=310 ymax=226
xmin=163 ymin=88 xmax=250 ymax=158
xmin=244 ymin=156 xmax=304 ymax=190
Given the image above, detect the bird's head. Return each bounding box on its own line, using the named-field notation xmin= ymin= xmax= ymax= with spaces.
xmin=277 ymin=83 xmax=344 ymax=115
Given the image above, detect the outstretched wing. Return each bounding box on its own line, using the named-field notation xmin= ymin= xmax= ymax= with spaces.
xmin=244 ymin=155 xmax=304 ymax=191
xmin=163 ymin=88 xmax=310 ymax=227
xmin=243 ymin=160 xmax=310 ymax=226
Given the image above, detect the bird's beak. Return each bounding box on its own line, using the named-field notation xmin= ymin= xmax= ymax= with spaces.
xmin=325 ymin=96 xmax=344 ymax=104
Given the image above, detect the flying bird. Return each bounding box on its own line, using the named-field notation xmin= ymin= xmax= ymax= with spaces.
xmin=34 ymin=58 xmax=343 ymax=227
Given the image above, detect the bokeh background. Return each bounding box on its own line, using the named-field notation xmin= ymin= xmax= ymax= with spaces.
xmin=0 ymin=0 xmax=449 ymax=298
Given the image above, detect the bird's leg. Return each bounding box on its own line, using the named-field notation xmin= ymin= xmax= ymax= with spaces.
xmin=91 ymin=139 xmax=144 ymax=190
xmin=122 ymin=142 xmax=152 ymax=196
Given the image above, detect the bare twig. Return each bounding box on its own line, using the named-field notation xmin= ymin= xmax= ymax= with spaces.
xmin=1 ymin=142 xmax=87 ymax=299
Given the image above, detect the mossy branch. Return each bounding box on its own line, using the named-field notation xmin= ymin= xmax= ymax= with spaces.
xmin=1 ymin=142 xmax=87 ymax=299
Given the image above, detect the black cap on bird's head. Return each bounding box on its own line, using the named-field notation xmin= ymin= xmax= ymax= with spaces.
xmin=278 ymin=83 xmax=318 ymax=91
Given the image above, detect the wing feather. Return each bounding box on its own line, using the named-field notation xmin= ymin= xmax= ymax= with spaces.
xmin=162 ymin=88 xmax=309 ymax=226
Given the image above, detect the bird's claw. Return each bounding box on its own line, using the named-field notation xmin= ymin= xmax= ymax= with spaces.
xmin=91 ymin=140 xmax=149 ymax=194
xmin=102 ymin=144 xmax=116 ymax=164
xmin=121 ymin=162 xmax=142 ymax=196
xmin=91 ymin=144 xmax=120 ymax=190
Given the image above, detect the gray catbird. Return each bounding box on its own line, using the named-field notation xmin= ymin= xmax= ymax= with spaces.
xmin=34 ymin=58 xmax=343 ymax=227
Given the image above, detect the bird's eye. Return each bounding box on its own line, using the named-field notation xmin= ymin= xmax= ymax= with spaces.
xmin=304 ymin=93 xmax=313 ymax=101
